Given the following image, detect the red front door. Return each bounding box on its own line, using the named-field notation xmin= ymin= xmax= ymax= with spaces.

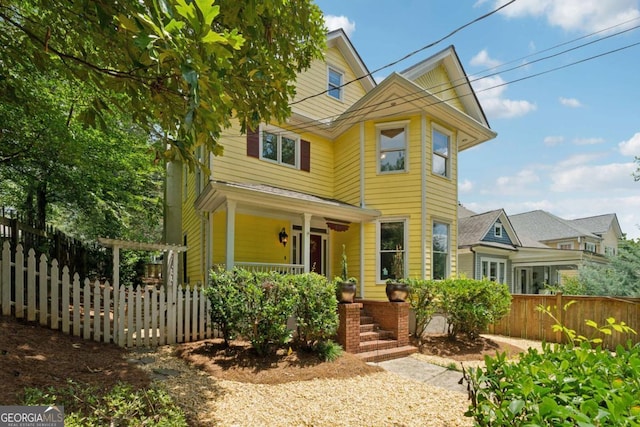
xmin=310 ymin=234 xmax=322 ymax=273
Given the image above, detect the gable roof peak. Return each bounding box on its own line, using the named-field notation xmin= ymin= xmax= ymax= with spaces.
xmin=326 ymin=29 xmax=376 ymax=93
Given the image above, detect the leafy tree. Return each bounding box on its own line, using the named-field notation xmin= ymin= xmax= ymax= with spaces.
xmin=574 ymin=238 xmax=640 ymax=297
xmin=0 ymin=69 xmax=163 ymax=242
xmin=0 ymin=0 xmax=326 ymax=165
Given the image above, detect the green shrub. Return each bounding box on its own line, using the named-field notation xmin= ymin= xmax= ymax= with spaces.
xmin=204 ymin=267 xmax=249 ymax=346
xmin=240 ymin=271 xmax=299 ymax=355
xmin=314 ymin=339 xmax=343 ymax=362
xmin=291 ymin=272 xmax=338 ymax=350
xmin=438 ymin=278 xmax=511 ymax=340
xmin=465 ymin=318 xmax=640 ymax=426
xmin=403 ymin=278 xmax=438 ymax=341
xmin=22 ymin=380 xmax=187 ymax=426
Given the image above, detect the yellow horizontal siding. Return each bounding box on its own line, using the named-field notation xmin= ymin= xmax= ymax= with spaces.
xmin=182 ymin=165 xmax=204 ymax=285
xmin=213 ymin=122 xmax=335 ymax=198
xmin=412 ymin=64 xmax=466 ymax=114
xmin=292 ymin=47 xmax=367 ymax=120
xmin=334 ymin=125 xmax=361 ymax=205
xmin=234 ymin=215 xmax=290 ymax=264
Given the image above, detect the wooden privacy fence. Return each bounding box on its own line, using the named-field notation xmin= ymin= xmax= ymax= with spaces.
xmin=489 ymin=293 xmax=640 ymax=348
xmin=0 ymin=241 xmax=216 ymax=347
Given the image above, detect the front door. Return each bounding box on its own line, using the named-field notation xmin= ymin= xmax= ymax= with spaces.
xmin=310 ymin=234 xmax=322 ymax=273
xmin=516 ymin=268 xmax=531 ymax=294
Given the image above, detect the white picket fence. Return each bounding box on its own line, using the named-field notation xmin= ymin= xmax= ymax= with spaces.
xmin=0 ymin=241 xmax=216 ymax=347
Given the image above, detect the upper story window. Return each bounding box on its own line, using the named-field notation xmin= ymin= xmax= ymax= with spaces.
xmin=605 ymin=246 xmax=616 ymax=256
xmin=558 ymin=242 xmax=573 ymax=250
xmin=585 ymin=242 xmax=597 ymax=253
xmin=432 ymin=126 xmax=451 ymax=178
xmin=260 ymin=126 xmax=299 ymax=168
xmin=494 ymin=222 xmax=503 ymax=238
xmin=377 ymin=122 xmax=408 ymax=173
xmin=327 ymin=67 xmax=343 ymax=100
xmin=432 ymin=222 xmax=450 ymax=280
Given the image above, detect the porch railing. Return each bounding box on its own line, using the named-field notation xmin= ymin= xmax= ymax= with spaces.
xmin=233 ymin=262 xmax=305 ymax=275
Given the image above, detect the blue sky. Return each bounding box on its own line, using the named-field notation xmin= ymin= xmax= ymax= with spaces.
xmin=316 ymin=0 xmax=640 ymax=239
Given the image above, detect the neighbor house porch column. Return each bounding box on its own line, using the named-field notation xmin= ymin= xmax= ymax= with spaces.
xmin=226 ymin=200 xmax=236 ymax=270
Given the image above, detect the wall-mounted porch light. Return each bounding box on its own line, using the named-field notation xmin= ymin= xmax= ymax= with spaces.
xmin=278 ymin=228 xmax=288 ymax=247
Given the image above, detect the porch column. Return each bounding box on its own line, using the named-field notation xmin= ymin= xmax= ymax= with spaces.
xmin=226 ymin=200 xmax=236 ymax=270
xmin=302 ymin=213 xmax=312 ymax=273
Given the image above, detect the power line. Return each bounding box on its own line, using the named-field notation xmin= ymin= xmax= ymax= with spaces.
xmin=216 ymin=36 xmax=640 ymax=143
xmin=289 ymin=0 xmax=517 ymax=106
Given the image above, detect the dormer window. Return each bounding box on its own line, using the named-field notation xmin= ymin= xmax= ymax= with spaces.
xmin=494 ymin=223 xmax=503 ymax=238
xmin=327 ymin=67 xmax=343 ymax=100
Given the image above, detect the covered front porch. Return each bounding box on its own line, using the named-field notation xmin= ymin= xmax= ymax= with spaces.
xmin=510 ymin=247 xmax=607 ymax=294
xmin=195 ymin=180 xmax=380 ymax=281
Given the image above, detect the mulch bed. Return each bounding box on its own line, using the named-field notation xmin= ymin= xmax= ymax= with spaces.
xmin=0 ymin=315 xmax=150 ymax=405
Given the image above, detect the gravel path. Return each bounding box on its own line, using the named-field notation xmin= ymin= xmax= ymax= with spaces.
xmin=131 ymin=346 xmax=473 ymax=426
xmin=129 ymin=335 xmax=545 ymax=426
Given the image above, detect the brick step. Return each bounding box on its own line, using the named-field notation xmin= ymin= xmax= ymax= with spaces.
xmin=357 ymin=339 xmax=400 ymax=353
xmin=355 ymin=345 xmax=418 ymax=363
xmin=359 ymin=323 xmax=378 ymax=333
xmin=359 ymin=315 xmax=374 ymax=325
xmin=359 ymin=330 xmax=394 ymax=342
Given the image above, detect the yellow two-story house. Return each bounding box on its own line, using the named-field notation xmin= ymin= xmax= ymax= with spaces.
xmin=165 ymin=29 xmax=496 ymax=300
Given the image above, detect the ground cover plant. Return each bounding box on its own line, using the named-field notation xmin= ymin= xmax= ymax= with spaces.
xmin=465 ymin=304 xmax=640 ymax=426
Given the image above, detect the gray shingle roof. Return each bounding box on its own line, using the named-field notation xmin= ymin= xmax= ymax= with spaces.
xmin=509 ymin=210 xmax=599 ymax=242
xmin=570 ymin=214 xmax=617 ymax=236
xmin=458 ymin=209 xmax=505 ymax=247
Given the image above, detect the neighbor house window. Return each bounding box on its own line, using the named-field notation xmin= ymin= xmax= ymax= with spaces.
xmin=585 ymin=242 xmax=596 ymax=253
xmin=481 ymin=258 xmax=506 ymax=283
xmin=379 ymin=220 xmax=405 ymax=282
xmin=605 ymin=246 xmax=616 ymax=256
xmin=328 ymin=67 xmax=343 ymax=100
xmin=432 ymin=126 xmax=451 ymax=177
xmin=432 ymin=222 xmax=449 ymax=279
xmin=377 ymin=122 xmax=408 ymax=173
xmin=558 ymin=242 xmax=573 ymax=250
xmin=261 ymin=127 xmax=299 ymax=168
xmin=494 ymin=222 xmax=503 ymax=238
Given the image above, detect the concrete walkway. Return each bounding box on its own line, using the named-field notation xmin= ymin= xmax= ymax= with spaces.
xmin=372 ymin=356 xmax=469 ymax=394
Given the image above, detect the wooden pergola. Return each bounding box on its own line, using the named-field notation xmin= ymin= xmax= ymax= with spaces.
xmin=97 ymin=238 xmax=187 ymax=290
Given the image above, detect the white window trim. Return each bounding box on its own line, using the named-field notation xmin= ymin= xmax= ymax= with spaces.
xmin=432 ymin=220 xmax=450 ymax=280
xmin=376 ymin=120 xmax=410 ymax=174
xmin=376 ymin=217 xmax=408 ymax=284
xmin=480 ymin=257 xmax=507 ymax=284
xmin=327 ymin=66 xmax=344 ymax=101
xmin=494 ymin=222 xmax=503 ymax=238
xmin=432 ymin=123 xmax=453 ymax=179
xmin=259 ymin=124 xmax=300 ymax=169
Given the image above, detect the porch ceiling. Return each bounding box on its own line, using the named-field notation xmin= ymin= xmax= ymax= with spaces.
xmin=195 ymin=180 xmax=381 ymax=223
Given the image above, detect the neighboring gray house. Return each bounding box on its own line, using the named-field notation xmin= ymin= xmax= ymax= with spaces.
xmin=458 ymin=207 xmax=623 ymax=294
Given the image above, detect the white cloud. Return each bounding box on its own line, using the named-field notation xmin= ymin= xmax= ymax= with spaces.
xmin=494 ymin=168 xmax=541 ymax=195
xmin=572 ymin=137 xmax=605 ymax=145
xmin=493 ymin=0 xmax=640 ymax=33
xmin=544 ymin=136 xmax=564 ymax=146
xmin=550 ymin=162 xmax=637 ymax=192
xmin=459 ymin=179 xmax=474 ymax=193
xmin=559 ymin=97 xmax=582 ymax=108
xmin=470 ymin=49 xmax=502 ymax=68
xmin=619 ymin=132 xmax=640 ymax=156
xmin=556 ymin=153 xmax=606 ymax=168
xmin=324 ymin=15 xmax=356 ymax=37
xmin=472 ymin=75 xmax=537 ymax=119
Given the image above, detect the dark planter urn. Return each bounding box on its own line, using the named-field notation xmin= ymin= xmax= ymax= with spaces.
xmin=336 ymin=281 xmax=357 ymax=303
xmin=386 ymin=282 xmax=409 ymax=302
